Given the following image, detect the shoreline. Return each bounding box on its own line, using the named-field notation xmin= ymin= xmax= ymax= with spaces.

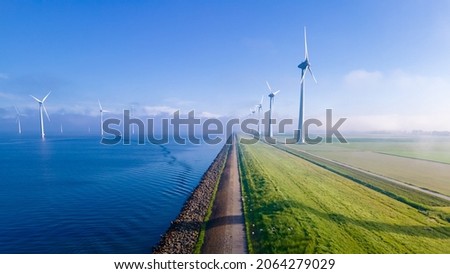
xmin=152 ymin=138 xmax=232 ymax=254
xmin=201 ymin=135 xmax=247 ymax=253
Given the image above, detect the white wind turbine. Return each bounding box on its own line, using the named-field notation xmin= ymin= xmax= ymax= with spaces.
xmin=30 ymin=92 xmax=51 ymax=139
xmin=266 ymin=81 xmax=280 ymax=138
xmin=98 ymin=100 xmax=109 ymax=136
xmin=297 ymin=26 xmax=317 ymax=143
xmin=256 ymin=95 xmax=264 ymax=136
xmin=14 ymin=105 xmax=23 ymax=134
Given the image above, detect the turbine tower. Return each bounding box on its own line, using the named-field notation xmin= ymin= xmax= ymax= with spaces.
xmin=30 ymin=92 xmax=51 ymax=139
xmin=266 ymin=81 xmax=280 ymax=138
xmin=297 ymin=27 xmax=317 ymax=143
xmin=98 ymin=100 xmax=109 ymax=136
xmin=14 ymin=106 xmax=23 ymax=134
xmin=256 ymin=96 xmax=263 ymax=136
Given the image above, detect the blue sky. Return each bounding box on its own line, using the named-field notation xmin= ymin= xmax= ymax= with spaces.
xmin=1 ymin=0 xmax=450 ymax=134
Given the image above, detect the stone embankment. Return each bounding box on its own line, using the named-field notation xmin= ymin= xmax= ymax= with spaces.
xmin=152 ymin=140 xmax=231 ymax=254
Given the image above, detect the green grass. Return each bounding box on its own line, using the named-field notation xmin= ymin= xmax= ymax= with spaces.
xmin=276 ymin=144 xmax=450 ymax=208
xmin=238 ymin=140 xmax=450 ymax=253
xmin=348 ymin=137 xmax=450 ymax=164
xmin=293 ymin=138 xmax=450 ymax=196
xmin=289 ymin=136 xmax=450 ymax=164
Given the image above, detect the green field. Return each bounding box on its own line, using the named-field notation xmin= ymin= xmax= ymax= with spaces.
xmin=298 ymin=136 xmax=450 ymax=164
xmin=238 ymin=140 xmax=450 ymax=253
xmin=291 ymin=137 xmax=450 ymax=196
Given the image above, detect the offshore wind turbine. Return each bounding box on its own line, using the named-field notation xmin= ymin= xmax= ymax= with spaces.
xmin=30 ymin=92 xmax=51 ymax=139
xmin=14 ymin=106 xmax=23 ymax=134
xmin=256 ymin=95 xmax=264 ymax=135
xmin=297 ymin=27 xmax=317 ymax=143
xmin=266 ymin=81 xmax=280 ymax=137
xmin=98 ymin=100 xmax=109 ymax=136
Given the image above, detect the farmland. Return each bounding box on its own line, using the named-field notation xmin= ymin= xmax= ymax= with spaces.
xmin=292 ymin=136 xmax=450 ymax=197
xmin=238 ymin=140 xmax=450 ymax=253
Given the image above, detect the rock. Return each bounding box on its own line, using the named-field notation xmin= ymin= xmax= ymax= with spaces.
xmin=152 ymin=137 xmax=232 ymax=254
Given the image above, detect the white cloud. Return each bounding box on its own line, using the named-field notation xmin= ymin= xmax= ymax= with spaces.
xmin=344 ymin=69 xmax=382 ymax=86
xmin=162 ymin=97 xmax=195 ymax=107
xmin=198 ymin=111 xmax=222 ymax=119
xmin=143 ymin=105 xmax=179 ymax=116
xmin=0 ymin=91 xmax=18 ymax=100
xmin=342 ymin=114 xmax=450 ymax=132
xmin=343 ymin=69 xmax=450 ymax=96
xmin=339 ymin=69 xmax=450 ymax=131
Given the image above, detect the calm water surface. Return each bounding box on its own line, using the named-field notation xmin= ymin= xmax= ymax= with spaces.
xmin=0 ymin=136 xmax=221 ymax=253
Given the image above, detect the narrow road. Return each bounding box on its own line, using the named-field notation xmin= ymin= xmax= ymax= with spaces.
xmin=201 ymin=136 xmax=247 ymax=254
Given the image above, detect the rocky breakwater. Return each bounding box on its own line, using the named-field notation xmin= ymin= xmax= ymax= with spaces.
xmin=152 ymin=140 xmax=231 ymax=254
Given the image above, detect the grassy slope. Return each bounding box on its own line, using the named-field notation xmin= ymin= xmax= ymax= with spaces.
xmin=239 ymin=141 xmax=450 ymax=253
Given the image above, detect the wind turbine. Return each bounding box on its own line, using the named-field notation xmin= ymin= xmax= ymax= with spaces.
xmin=14 ymin=105 xmax=23 ymax=134
xmin=266 ymin=81 xmax=280 ymax=138
xmin=98 ymin=100 xmax=109 ymax=136
xmin=297 ymin=26 xmax=317 ymax=143
xmin=256 ymin=96 xmax=264 ymax=136
xmin=30 ymin=92 xmax=51 ymax=139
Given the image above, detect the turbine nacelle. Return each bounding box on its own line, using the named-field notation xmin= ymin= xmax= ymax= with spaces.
xmin=298 ymin=27 xmax=317 ymax=84
xmin=266 ymin=81 xmax=280 ymax=98
xmin=268 ymin=90 xmax=280 ymax=98
xmin=297 ymin=58 xmax=310 ymax=70
xmin=256 ymin=95 xmax=264 ymax=111
xmin=98 ymin=100 xmax=110 ymax=113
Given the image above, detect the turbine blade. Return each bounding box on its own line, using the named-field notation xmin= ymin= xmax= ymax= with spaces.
xmin=304 ymin=26 xmax=308 ymax=59
xmin=299 ymin=69 xmax=307 ymax=84
xmin=14 ymin=105 xmax=20 ymax=115
xmin=260 ymin=95 xmax=264 ymax=104
xmin=266 ymin=81 xmax=272 ymax=92
xmin=30 ymin=95 xmax=41 ymax=103
xmin=42 ymin=91 xmax=51 ymax=102
xmin=308 ymin=66 xmax=318 ymax=83
xmin=274 ymin=90 xmax=281 ymax=95
xmin=98 ymin=100 xmax=103 ymax=111
xmin=43 ymin=105 xmax=50 ymax=121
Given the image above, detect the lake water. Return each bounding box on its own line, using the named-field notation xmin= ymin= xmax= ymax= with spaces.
xmin=0 ymin=136 xmax=221 ymax=253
